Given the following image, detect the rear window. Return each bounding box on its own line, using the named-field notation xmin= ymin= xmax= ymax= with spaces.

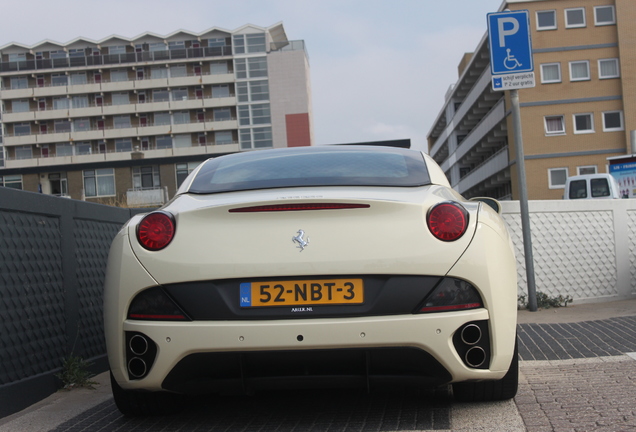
xmin=568 ymin=180 xmax=587 ymax=198
xmin=187 ymin=146 xmax=431 ymax=194
xmin=591 ymin=178 xmax=610 ymax=197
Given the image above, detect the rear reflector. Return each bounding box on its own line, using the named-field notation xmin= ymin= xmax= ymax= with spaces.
xmin=229 ymin=203 xmax=370 ymax=213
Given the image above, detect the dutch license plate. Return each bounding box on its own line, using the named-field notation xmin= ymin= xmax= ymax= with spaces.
xmin=240 ymin=279 xmax=364 ymax=307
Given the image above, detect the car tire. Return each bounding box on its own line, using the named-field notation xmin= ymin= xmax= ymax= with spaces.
xmin=110 ymin=371 xmax=184 ymax=416
xmin=452 ymin=337 xmax=518 ymax=402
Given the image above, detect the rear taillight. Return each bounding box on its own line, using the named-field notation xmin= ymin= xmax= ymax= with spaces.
xmin=137 ymin=211 xmax=175 ymax=251
xmin=128 ymin=287 xmax=189 ymax=321
xmin=417 ymin=278 xmax=483 ymax=313
xmin=427 ymin=202 xmax=468 ymax=242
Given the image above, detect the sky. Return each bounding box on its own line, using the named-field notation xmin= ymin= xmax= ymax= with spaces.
xmin=0 ymin=0 xmax=505 ymax=151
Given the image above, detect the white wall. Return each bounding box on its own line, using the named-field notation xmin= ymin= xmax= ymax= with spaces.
xmin=501 ymin=199 xmax=636 ymax=304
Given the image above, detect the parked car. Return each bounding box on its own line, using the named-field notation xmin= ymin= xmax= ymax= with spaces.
xmin=563 ymin=174 xmax=621 ymax=199
xmin=104 ymin=145 xmax=519 ymax=416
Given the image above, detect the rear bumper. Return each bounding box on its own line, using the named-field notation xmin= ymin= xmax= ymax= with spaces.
xmin=110 ymin=309 xmax=515 ymax=393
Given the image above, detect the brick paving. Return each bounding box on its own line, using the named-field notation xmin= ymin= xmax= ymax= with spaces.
xmin=516 ymin=356 xmax=636 ymax=432
xmin=14 ymin=315 xmax=636 ymax=431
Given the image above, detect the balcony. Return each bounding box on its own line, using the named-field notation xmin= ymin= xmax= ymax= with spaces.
xmin=0 ymin=46 xmax=235 ymax=73
xmin=126 ymin=187 xmax=167 ymax=207
xmin=2 ymin=141 xmax=241 ymax=169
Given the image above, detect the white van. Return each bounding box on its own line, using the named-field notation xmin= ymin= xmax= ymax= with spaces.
xmin=563 ymin=174 xmax=621 ymax=199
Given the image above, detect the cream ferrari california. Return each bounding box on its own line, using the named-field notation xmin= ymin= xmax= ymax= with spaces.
xmin=104 ymin=145 xmax=518 ymax=415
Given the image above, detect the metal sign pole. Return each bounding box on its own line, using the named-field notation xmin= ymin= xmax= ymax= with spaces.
xmin=510 ymin=89 xmax=537 ymax=311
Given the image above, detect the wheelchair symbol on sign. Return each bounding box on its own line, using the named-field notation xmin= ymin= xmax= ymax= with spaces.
xmin=504 ymin=48 xmax=522 ymax=70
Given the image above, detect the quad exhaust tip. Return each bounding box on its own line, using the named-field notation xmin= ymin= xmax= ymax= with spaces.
xmin=465 ymin=346 xmax=486 ymax=368
xmin=460 ymin=324 xmax=482 ymax=345
xmin=128 ymin=357 xmax=147 ymax=378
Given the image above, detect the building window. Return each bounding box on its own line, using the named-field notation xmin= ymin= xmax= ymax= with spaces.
xmin=14 ymin=123 xmax=31 ymax=136
xmin=233 ymin=35 xmax=246 ymax=54
xmin=233 ymin=33 xmax=266 ymax=54
xmin=154 ymin=112 xmax=171 ymax=125
xmin=536 ymin=10 xmax=557 ymax=30
xmin=170 ymin=64 xmax=187 ymax=78
xmin=176 ymin=161 xmax=201 ymax=187
xmin=10 ymin=76 xmax=28 ymax=89
xmin=594 ymin=6 xmax=615 ymax=26
xmin=212 ymin=84 xmax=230 ymax=98
xmin=148 ymin=42 xmax=166 ymax=52
xmin=70 ymin=73 xmax=87 ymax=85
xmin=153 ymin=89 xmax=170 ymax=102
xmin=76 ymin=142 xmax=92 ymax=155
xmin=156 ymin=135 xmax=172 ymax=149
xmin=238 ymin=106 xmax=250 ymax=126
xmin=602 ymin=111 xmax=623 ymax=131
xmin=74 ymin=118 xmax=90 ymax=132
xmin=0 ymin=174 xmax=23 ymax=189
xmin=235 ymin=57 xmax=268 ymax=79
xmin=54 ymin=120 xmax=71 ymax=133
xmin=174 ymin=134 xmax=192 ymax=148
xmin=51 ymin=74 xmax=68 ymax=86
xmin=115 ymin=138 xmax=132 ymax=152
xmin=53 ymin=97 xmax=70 ymax=110
xmin=109 ymin=69 xmax=127 ymax=82
xmin=15 ymin=146 xmax=33 ymax=160
xmin=598 ymin=58 xmax=620 ymax=79
xmin=208 ymin=38 xmax=226 ymax=48
xmin=252 ymin=104 xmax=271 ymax=125
xmin=84 ymin=168 xmax=115 ymax=197
xmin=56 ymin=142 xmax=73 ymax=157
xmin=235 ymin=59 xmax=247 ymax=79
xmin=239 ymin=127 xmax=274 ymax=149
xmin=72 ymin=95 xmax=89 ymax=108
xmin=215 ymin=130 xmax=233 ymax=145
xmin=133 ymin=166 xmax=160 ymax=189
xmin=113 ymin=115 xmax=131 ymax=129
xmin=173 ymin=111 xmax=189 ymax=124
xmin=573 ymin=113 xmax=594 ymax=134
xmin=540 ymin=63 xmax=561 ymax=83
xmin=565 ymin=8 xmax=586 ymax=28
xmin=248 ymin=57 xmax=268 ymax=78
xmin=577 ymin=166 xmax=597 ymax=175
xmin=548 ymin=168 xmax=568 ymax=189
xmin=246 ymin=34 xmax=266 ymax=53
xmin=210 ymin=61 xmax=229 ymax=75
xmin=544 ymin=116 xmax=565 ymax=135
xmin=107 ymin=45 xmax=126 ymax=55
xmin=12 ymin=100 xmax=30 ymax=113
xmin=569 ymin=61 xmax=590 ymax=81
xmin=112 ymin=93 xmax=129 ymax=105
xmin=172 ymin=88 xmax=188 ymax=101
xmin=213 ymin=108 xmax=232 ymax=121
xmin=168 ymin=41 xmax=185 ymax=50
xmin=151 ymin=67 xmax=168 ymax=79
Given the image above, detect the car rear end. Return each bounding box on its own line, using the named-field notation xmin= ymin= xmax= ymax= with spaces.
xmin=104 ymin=146 xmax=518 ymax=409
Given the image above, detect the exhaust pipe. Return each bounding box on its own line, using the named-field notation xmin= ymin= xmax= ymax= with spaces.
xmin=129 ymin=334 xmax=149 ymax=356
xmin=128 ymin=357 xmax=148 ymax=378
xmin=465 ymin=346 xmax=486 ymax=368
xmin=460 ymin=324 xmax=482 ymax=345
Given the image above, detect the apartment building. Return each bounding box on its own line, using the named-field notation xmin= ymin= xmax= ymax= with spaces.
xmin=0 ymin=23 xmax=313 ymax=206
xmin=427 ymin=0 xmax=634 ymax=200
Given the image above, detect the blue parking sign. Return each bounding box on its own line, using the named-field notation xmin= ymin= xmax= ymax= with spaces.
xmin=488 ymin=10 xmax=534 ymax=75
